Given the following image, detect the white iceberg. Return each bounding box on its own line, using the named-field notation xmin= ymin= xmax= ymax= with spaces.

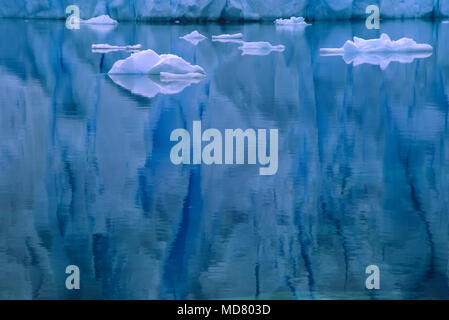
xmin=320 ymin=34 xmax=433 ymax=70
xmin=212 ymin=38 xmax=244 ymax=44
xmin=108 ymin=49 xmax=206 ymax=77
xmin=92 ymin=44 xmax=142 ymax=53
xmin=275 ymin=16 xmax=310 ymax=26
xmin=212 ymin=33 xmax=243 ymax=40
xmin=108 ymin=49 xmax=205 ymax=97
xmin=443 ymin=21 xmax=449 ymax=24
xmin=320 ymin=33 xmax=433 ymax=54
xmin=238 ymin=41 xmax=285 ymax=56
xmin=80 ymin=14 xmax=118 ymax=25
xmin=109 ymin=74 xmax=203 ymax=99
xmin=180 ymin=30 xmax=207 ymax=45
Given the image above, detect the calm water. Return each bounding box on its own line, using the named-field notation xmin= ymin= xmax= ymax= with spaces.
xmin=1 ymin=19 xmax=449 ymax=299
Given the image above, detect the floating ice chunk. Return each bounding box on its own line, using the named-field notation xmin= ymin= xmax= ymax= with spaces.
xmin=212 ymin=33 xmax=243 ymax=40
xmin=212 ymin=38 xmax=244 ymax=44
xmin=108 ymin=49 xmax=205 ymax=77
xmin=275 ymin=16 xmax=310 ymax=26
xmin=238 ymin=41 xmax=285 ymax=56
xmin=108 ymin=74 xmax=203 ymax=99
xmin=320 ymin=33 xmax=433 ymax=54
xmin=149 ymin=54 xmax=206 ymax=76
xmin=320 ymin=34 xmax=433 ymax=69
xmin=109 ymin=49 xmax=160 ymax=74
xmin=80 ymin=15 xmax=118 ymax=25
xmin=92 ymin=44 xmax=142 ymax=53
xmin=443 ymin=21 xmax=449 ymax=24
xmin=92 ymin=44 xmax=142 ymax=50
xmin=180 ymin=30 xmax=207 ymax=45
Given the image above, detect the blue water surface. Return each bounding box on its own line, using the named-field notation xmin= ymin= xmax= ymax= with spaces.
xmin=0 ymin=19 xmax=449 ymax=299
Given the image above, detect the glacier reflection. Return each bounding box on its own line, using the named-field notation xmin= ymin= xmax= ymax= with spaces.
xmin=0 ymin=19 xmax=449 ymax=300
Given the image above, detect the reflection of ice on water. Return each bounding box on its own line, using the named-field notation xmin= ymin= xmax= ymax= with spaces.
xmin=238 ymin=41 xmax=285 ymax=56
xmin=320 ymin=51 xmax=433 ymax=70
xmin=108 ymin=74 xmax=205 ymax=99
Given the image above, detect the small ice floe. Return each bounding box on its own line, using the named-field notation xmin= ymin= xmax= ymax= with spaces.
xmin=108 ymin=49 xmax=205 ymax=76
xmin=80 ymin=15 xmax=118 ymax=25
xmin=108 ymin=49 xmax=205 ymax=98
xmin=238 ymin=41 xmax=285 ymax=56
xmin=92 ymin=44 xmax=142 ymax=53
xmin=275 ymin=16 xmax=310 ymax=33
xmin=212 ymin=33 xmax=243 ymax=41
xmin=320 ymin=33 xmax=432 ymax=54
xmin=320 ymin=34 xmax=433 ymax=69
xmin=442 ymin=21 xmax=449 ymax=24
xmin=275 ymin=16 xmax=310 ymax=26
xmin=180 ymin=30 xmax=207 ymax=45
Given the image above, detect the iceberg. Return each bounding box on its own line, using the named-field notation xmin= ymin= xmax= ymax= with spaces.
xmin=80 ymin=15 xmax=118 ymax=25
xmin=92 ymin=44 xmax=142 ymax=53
xmin=108 ymin=49 xmax=206 ymax=77
xmin=108 ymin=74 xmax=203 ymax=99
xmin=180 ymin=30 xmax=207 ymax=45
xmin=320 ymin=34 xmax=433 ymax=69
xmin=212 ymin=39 xmax=244 ymax=44
xmin=212 ymin=33 xmax=243 ymax=40
xmin=238 ymin=41 xmax=285 ymax=56
xmin=320 ymin=33 xmax=433 ymax=54
xmin=275 ymin=16 xmax=310 ymax=26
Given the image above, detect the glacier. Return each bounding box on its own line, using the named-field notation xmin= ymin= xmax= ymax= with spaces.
xmin=1 ymin=0 xmax=449 ymax=20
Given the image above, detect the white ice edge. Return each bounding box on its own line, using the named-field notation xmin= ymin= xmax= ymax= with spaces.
xmin=92 ymin=44 xmax=142 ymax=50
xmin=212 ymin=33 xmax=243 ymax=40
xmin=80 ymin=14 xmax=118 ymax=25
